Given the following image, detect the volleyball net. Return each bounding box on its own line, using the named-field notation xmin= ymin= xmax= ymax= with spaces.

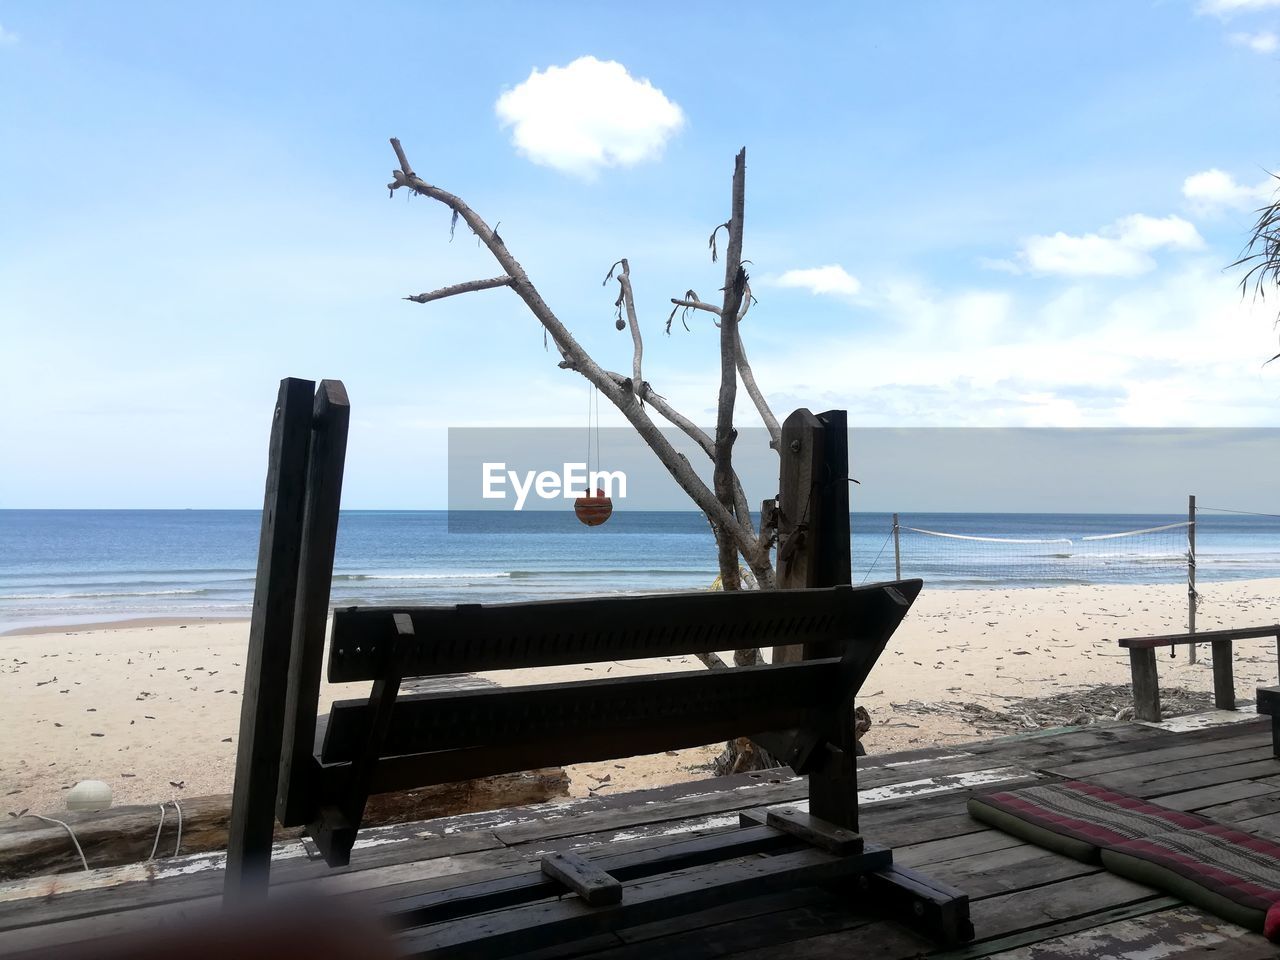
xmin=857 ymin=519 xmax=1194 ymax=591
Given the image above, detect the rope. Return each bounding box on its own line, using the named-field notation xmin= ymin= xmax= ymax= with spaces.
xmin=860 ymin=529 xmax=895 ymax=584
xmin=1081 ymin=521 xmax=1193 ymax=541
xmin=22 ymin=813 xmax=89 ymax=872
xmin=148 ymin=799 xmax=185 ymax=860
xmin=901 ymin=526 xmax=1072 ymax=545
xmin=149 ymin=803 xmax=166 ymax=861
xmin=1199 ymin=506 xmax=1280 ymax=519
xmin=172 ymin=798 xmax=183 ymax=857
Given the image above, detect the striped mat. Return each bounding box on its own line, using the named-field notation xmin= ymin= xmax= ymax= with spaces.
xmin=967 ymin=780 xmax=1215 ymax=863
xmin=969 ymin=780 xmax=1280 ymax=942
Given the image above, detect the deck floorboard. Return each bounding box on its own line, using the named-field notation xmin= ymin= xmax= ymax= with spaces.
xmin=1 ymin=715 xmax=1276 ymax=958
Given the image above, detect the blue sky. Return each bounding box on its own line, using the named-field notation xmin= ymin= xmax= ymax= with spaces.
xmin=2 ymin=1 xmax=1279 ymax=509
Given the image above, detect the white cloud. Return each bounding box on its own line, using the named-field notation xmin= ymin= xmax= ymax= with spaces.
xmin=1184 ymin=168 xmax=1278 ymax=211
xmin=1200 ymin=0 xmax=1280 ymax=15
xmin=1229 ymin=29 xmax=1279 ymax=51
xmin=0 ymin=23 xmax=17 ymax=45
xmin=743 ymin=268 xmax=1280 ymax=429
xmin=1016 ymin=214 xmax=1204 ymax=277
xmin=494 ymin=56 xmax=684 ymax=178
xmin=774 ymin=264 xmax=862 ymax=297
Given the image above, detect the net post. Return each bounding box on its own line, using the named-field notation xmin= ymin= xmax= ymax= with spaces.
xmin=892 ymin=513 xmax=901 ymax=581
xmin=1188 ymin=494 xmax=1197 ymax=665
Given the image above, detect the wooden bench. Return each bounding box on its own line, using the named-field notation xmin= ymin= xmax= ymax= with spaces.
xmin=223 ymin=378 xmax=974 ymax=952
xmin=1119 ymin=625 xmax=1280 ymax=722
xmin=1258 ymin=686 xmax=1280 ymax=757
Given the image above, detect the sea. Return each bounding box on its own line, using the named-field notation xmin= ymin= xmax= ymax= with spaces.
xmin=1 ymin=510 xmax=1278 ymax=633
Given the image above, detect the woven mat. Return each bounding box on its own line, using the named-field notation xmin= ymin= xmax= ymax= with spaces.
xmin=970 ymin=780 xmax=1280 ymax=942
xmin=967 ymin=780 xmax=1214 ymax=863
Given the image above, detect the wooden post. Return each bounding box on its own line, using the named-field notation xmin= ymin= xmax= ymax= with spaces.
xmin=1129 ymin=648 xmax=1161 ymax=722
xmin=813 ymin=409 xmax=852 ymax=593
xmin=276 ymin=381 xmax=351 ymax=828
xmin=774 ymin=409 xmax=824 ymax=665
xmin=1188 ymin=495 xmax=1197 ymax=665
xmin=774 ymin=408 xmax=858 ymax=829
xmin=1211 ymin=640 xmax=1236 ymax=711
xmin=224 ymin=378 xmax=315 ymax=903
xmin=893 ymin=513 xmax=902 ymax=581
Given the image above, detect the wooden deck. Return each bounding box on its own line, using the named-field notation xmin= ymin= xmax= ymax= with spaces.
xmin=3 ymin=712 xmax=1279 ymax=958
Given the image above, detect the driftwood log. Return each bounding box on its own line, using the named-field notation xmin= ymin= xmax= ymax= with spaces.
xmin=0 ymin=767 xmax=569 ymax=881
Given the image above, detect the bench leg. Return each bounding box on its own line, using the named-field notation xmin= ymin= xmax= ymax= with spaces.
xmin=1211 ymin=640 xmax=1236 ymax=711
xmin=1129 ymin=648 xmax=1161 ymax=722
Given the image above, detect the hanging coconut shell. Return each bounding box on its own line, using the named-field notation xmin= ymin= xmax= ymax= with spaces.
xmin=574 ymin=488 xmax=613 ymax=526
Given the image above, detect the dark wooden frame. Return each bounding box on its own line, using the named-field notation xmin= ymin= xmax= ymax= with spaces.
xmin=306 ymin=580 xmax=920 ymax=866
xmin=1119 ymin=624 xmax=1280 ymax=721
xmin=225 ymin=387 xmax=973 ymax=950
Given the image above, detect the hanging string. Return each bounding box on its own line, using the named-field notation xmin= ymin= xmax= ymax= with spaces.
xmin=585 ymin=382 xmax=593 ymax=478
xmin=22 ymin=813 xmax=90 ymax=872
xmin=593 ymin=387 xmax=602 ymax=488
xmin=584 ymin=384 xmax=602 ymax=490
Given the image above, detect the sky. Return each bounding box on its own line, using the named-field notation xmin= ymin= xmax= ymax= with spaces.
xmin=2 ymin=1 xmax=1279 ymax=510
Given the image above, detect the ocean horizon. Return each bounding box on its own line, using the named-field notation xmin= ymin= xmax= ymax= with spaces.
xmin=2 ymin=508 xmax=1277 ymax=633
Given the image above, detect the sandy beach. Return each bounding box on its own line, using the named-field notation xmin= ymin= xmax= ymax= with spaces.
xmin=3 ymin=578 xmax=1278 ymax=818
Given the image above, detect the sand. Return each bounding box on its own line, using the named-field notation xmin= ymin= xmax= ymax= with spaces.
xmin=3 ymin=578 xmax=1278 ymax=818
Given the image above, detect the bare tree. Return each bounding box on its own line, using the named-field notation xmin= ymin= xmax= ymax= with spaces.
xmin=1231 ymin=172 xmax=1280 ymax=363
xmin=387 ymin=139 xmax=782 ymax=670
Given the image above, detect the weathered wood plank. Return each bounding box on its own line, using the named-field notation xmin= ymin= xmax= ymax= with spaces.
xmin=921 ymin=845 xmax=1096 ymax=901
xmin=224 ymin=376 xmax=315 ymax=903
xmin=0 ymin=769 xmax=568 ymax=882
xmin=541 ymin=852 xmax=623 ymax=906
xmin=398 ymin=846 xmax=893 ymax=958
xmin=384 ymin=825 xmax=799 ymax=927
xmin=276 ymin=379 xmax=350 ymax=828
xmin=329 ymin=581 xmax=920 ymax=682
xmin=322 ymin=659 xmax=842 ymax=765
xmin=1073 ymin=743 xmax=1275 ymax=789
xmin=1121 ymin=758 xmax=1280 ymax=798
xmin=1119 ymin=625 xmax=1280 ymax=648
xmin=1046 ymin=730 xmax=1271 ymax=780
xmin=966 ymin=871 xmax=1159 ymax=943
xmin=979 ymin=905 xmax=1274 ymax=960
xmin=1129 ymin=647 xmax=1162 ymax=721
xmin=765 ymin=807 xmax=863 ymax=854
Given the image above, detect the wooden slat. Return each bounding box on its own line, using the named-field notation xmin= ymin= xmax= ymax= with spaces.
xmin=541 ymin=852 xmax=623 ymax=906
xmin=276 ymin=379 xmax=350 ymax=828
xmin=397 ymin=846 xmax=893 ymax=958
xmin=327 ymin=580 xmax=921 ymax=682
xmin=765 ymin=807 xmax=863 ymax=854
xmin=321 ymin=659 xmax=841 ymax=768
xmin=223 ymin=377 xmax=315 ymax=903
xmin=384 ymin=824 xmax=800 ymax=927
xmin=1118 ymin=624 xmax=1280 ymax=649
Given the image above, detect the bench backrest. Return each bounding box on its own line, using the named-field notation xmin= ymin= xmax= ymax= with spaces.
xmin=300 ymin=580 xmax=920 ymax=865
xmin=318 ymin=582 xmax=919 ymax=780
xmin=327 ymin=583 xmax=913 ymax=680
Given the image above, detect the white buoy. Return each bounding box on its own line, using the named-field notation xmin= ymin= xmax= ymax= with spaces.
xmin=66 ymin=780 xmax=112 ymax=812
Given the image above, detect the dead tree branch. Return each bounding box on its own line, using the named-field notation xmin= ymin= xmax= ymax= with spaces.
xmin=607 ymin=259 xmax=644 ymax=397
xmin=405 ymin=276 xmax=513 ymax=304
xmin=388 ymin=138 xmax=773 ymax=584
xmin=712 ymin=149 xmax=748 ymax=592
xmin=667 ymin=293 xmax=782 ymax=447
